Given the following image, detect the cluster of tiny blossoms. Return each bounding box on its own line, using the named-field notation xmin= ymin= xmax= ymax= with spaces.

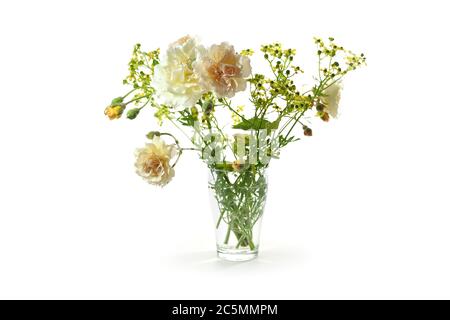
xmin=104 ymin=36 xmax=366 ymax=186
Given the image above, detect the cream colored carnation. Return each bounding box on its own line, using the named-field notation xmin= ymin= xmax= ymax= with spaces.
xmin=321 ymin=83 xmax=342 ymax=118
xmin=134 ymin=136 xmax=178 ymax=187
xmin=194 ymin=42 xmax=251 ymax=98
xmin=153 ymin=36 xmax=205 ymax=110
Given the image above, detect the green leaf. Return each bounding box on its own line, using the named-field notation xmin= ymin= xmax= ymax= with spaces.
xmin=233 ymin=117 xmax=280 ymax=131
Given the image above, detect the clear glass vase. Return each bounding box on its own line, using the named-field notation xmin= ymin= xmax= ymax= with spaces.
xmin=208 ymin=166 xmax=268 ymax=261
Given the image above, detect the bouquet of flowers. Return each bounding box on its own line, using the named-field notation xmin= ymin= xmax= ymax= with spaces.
xmin=104 ymin=35 xmax=365 ymax=261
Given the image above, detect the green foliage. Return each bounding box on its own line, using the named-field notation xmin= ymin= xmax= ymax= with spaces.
xmin=154 ymin=104 xmax=171 ymax=125
xmin=107 ymin=44 xmax=161 ymax=121
xmin=210 ymin=168 xmax=268 ymax=249
xmin=177 ymin=108 xmax=197 ymax=127
xmin=123 ymin=44 xmax=159 ymax=94
xmin=233 ymin=117 xmax=280 ymax=131
xmin=314 ymin=37 xmax=366 ymax=79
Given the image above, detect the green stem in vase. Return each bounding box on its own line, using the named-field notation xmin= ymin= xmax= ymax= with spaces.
xmin=224 ymin=224 xmax=232 ymax=244
xmin=211 ymin=167 xmax=267 ymax=250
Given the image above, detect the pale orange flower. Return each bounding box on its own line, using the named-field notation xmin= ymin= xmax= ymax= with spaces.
xmin=194 ymin=42 xmax=251 ymax=98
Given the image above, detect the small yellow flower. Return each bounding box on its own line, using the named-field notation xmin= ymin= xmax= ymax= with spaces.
xmin=104 ymin=105 xmax=124 ymax=120
xmin=240 ymin=49 xmax=254 ymax=56
xmin=232 ymin=105 xmax=245 ymax=125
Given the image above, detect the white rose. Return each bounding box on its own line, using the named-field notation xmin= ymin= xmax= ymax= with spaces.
xmin=134 ymin=136 xmax=178 ymax=187
xmin=153 ymin=36 xmax=205 ymax=110
xmin=193 ymin=42 xmax=251 ymax=98
xmin=321 ymin=82 xmax=342 ymax=118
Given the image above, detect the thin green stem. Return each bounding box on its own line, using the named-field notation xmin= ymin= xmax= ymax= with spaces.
xmin=125 ymin=94 xmax=151 ymax=105
xmin=224 ymin=224 xmax=232 ymax=244
xmin=221 ymin=99 xmax=248 ymax=123
xmin=123 ymin=88 xmax=137 ymax=99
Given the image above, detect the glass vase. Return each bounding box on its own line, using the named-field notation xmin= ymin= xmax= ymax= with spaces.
xmin=208 ymin=166 xmax=268 ymax=261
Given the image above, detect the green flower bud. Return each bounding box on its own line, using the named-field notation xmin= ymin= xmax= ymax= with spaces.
xmin=191 ymin=106 xmax=199 ymax=120
xmin=146 ymin=131 xmax=161 ymax=139
xmin=111 ymin=97 xmax=124 ymax=105
xmin=127 ymin=108 xmax=140 ymax=120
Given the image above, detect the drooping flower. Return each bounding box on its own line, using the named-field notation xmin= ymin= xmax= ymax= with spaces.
xmin=194 ymin=42 xmax=251 ymax=98
xmin=152 ymin=36 xmax=205 ymax=110
xmin=104 ymin=104 xmax=125 ymax=120
xmin=321 ymin=83 xmax=342 ymax=118
xmin=134 ymin=136 xmax=178 ymax=187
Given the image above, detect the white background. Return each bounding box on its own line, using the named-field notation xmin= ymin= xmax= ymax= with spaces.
xmin=1 ymin=0 xmax=449 ymax=299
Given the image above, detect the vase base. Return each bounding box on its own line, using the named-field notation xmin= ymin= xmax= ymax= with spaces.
xmin=217 ymin=246 xmax=258 ymax=262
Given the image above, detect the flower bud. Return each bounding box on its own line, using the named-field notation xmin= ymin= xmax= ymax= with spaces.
xmin=127 ymin=108 xmax=140 ymax=120
xmin=104 ymin=104 xmax=125 ymax=120
xmin=191 ymin=106 xmax=199 ymax=120
xmin=204 ymin=101 xmax=214 ymax=115
xmin=320 ymin=112 xmax=330 ymax=122
xmin=111 ymin=97 xmax=124 ymax=105
xmin=316 ymin=102 xmax=325 ymax=112
xmin=146 ymin=131 xmax=161 ymax=139
xmin=303 ymin=126 xmax=313 ymax=136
